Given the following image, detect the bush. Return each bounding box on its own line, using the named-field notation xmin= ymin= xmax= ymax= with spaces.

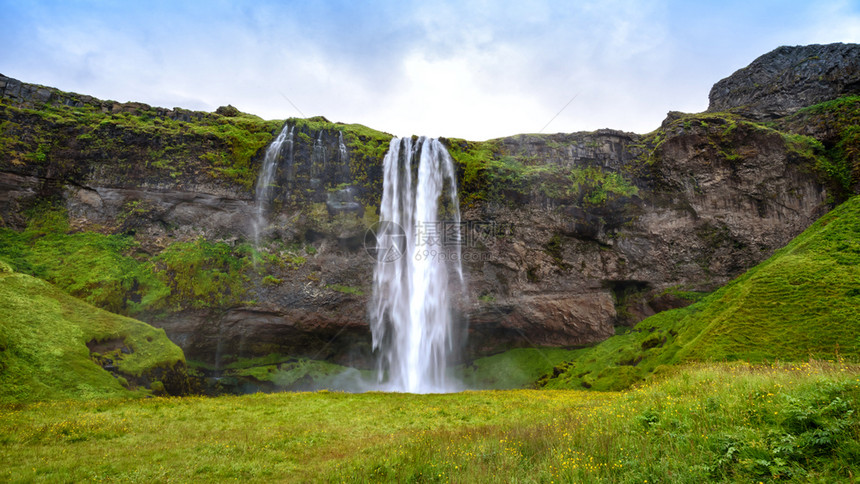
xmin=149 ymin=381 xmax=166 ymax=396
xmin=215 ymin=105 xmax=240 ymax=117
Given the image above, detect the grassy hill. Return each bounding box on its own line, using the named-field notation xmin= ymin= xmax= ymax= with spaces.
xmin=0 ymin=260 xmax=186 ymax=403
xmin=538 ymin=195 xmax=860 ymax=391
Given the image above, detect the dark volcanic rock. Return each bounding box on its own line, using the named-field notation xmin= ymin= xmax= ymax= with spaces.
xmin=158 ymin=306 xmax=372 ymax=367
xmin=65 ymin=185 xmax=259 ymax=239
xmin=466 ymin=293 xmax=616 ymax=354
xmin=708 ymin=43 xmax=860 ymax=118
xmin=453 ymin=114 xmax=828 ymax=356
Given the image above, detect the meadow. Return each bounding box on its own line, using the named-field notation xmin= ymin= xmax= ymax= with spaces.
xmin=1 ymin=361 xmax=858 ymax=483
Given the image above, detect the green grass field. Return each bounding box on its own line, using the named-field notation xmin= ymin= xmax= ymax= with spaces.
xmin=1 ymin=361 xmax=857 ymax=482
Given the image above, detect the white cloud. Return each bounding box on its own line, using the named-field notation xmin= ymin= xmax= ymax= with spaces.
xmin=801 ymin=0 xmax=860 ymax=43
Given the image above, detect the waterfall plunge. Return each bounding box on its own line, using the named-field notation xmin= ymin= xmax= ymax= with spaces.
xmin=369 ymin=137 xmax=464 ymax=393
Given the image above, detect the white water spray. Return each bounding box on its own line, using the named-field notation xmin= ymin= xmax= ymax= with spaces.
xmin=369 ymin=137 xmax=464 ymax=393
xmin=253 ymin=124 xmax=293 ymax=245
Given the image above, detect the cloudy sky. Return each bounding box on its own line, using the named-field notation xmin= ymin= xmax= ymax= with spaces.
xmin=2 ymin=0 xmax=859 ymax=140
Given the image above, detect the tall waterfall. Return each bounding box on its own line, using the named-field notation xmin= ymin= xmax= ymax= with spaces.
xmin=369 ymin=137 xmax=464 ymax=393
xmin=252 ymin=124 xmax=293 ymax=245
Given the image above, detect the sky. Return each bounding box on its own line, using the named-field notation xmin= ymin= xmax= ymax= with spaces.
xmin=1 ymin=0 xmax=859 ymax=140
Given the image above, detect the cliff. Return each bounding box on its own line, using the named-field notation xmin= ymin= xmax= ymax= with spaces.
xmin=1 ymin=43 xmax=859 ymax=378
xmin=709 ymin=43 xmax=860 ymax=118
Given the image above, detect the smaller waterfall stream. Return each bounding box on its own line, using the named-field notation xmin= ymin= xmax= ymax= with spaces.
xmin=338 ymin=131 xmax=348 ymax=164
xmin=252 ymin=124 xmax=293 ymax=245
xmin=312 ymin=131 xmax=326 ymax=177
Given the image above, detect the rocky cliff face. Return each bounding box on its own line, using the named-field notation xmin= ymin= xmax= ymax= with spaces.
xmin=1 ymin=43 xmax=857 ymax=370
xmin=709 ymin=43 xmax=860 ymax=118
xmin=453 ymin=117 xmax=829 ymax=356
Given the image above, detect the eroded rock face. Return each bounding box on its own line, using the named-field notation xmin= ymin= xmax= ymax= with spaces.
xmin=0 ymin=43 xmax=854 ymax=365
xmin=708 ymin=43 xmax=860 ymax=118
xmin=0 ymin=172 xmax=40 ymax=227
xmin=466 ymin=293 xmax=616 ymax=354
xmin=454 ymin=118 xmax=828 ymax=351
xmin=158 ymin=306 xmax=372 ymax=367
xmin=65 ymin=185 xmax=259 ymax=240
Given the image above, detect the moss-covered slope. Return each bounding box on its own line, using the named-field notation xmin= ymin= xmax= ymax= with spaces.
xmin=0 ymin=205 xmax=259 ymax=318
xmin=0 ymin=260 xmax=186 ymax=403
xmin=541 ymin=195 xmax=860 ymax=391
xmin=777 ymin=95 xmax=860 ymax=197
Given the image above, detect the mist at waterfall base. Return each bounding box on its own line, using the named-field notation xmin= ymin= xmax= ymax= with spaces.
xmin=251 ymin=127 xmax=467 ymax=393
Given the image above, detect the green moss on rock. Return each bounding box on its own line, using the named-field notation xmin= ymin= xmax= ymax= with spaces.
xmin=150 ymin=238 xmax=252 ymax=311
xmin=778 ymin=95 xmax=860 ymax=198
xmin=0 ymin=95 xmax=283 ymax=191
xmin=0 ymin=269 xmax=186 ymax=403
xmin=0 ymin=207 xmax=258 ymax=317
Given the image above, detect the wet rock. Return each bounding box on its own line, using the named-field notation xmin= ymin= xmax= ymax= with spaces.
xmin=325 ymin=186 xmax=364 ymax=216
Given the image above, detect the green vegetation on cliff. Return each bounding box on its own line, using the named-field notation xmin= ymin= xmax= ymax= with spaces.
xmin=288 ymin=116 xmax=392 ymax=161
xmin=0 ymin=96 xmax=283 ymax=190
xmin=641 ymin=100 xmax=859 ymax=203
xmin=778 ymin=95 xmax=860 ymax=198
xmin=540 ymin=195 xmax=860 ymax=391
xmin=0 ymin=262 xmax=185 ymax=404
xmin=0 ymin=206 xmax=166 ymax=314
xmin=634 ymin=110 xmax=856 ymax=208
xmin=0 ymin=83 xmax=399 ymax=208
xmin=0 ymin=206 xmax=257 ymax=317
xmin=288 ymin=116 xmax=393 ymax=205
xmin=151 ymin=237 xmax=253 ymax=311
xmin=443 ymin=137 xmax=638 ymax=207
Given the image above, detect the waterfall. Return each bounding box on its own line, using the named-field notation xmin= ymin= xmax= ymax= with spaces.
xmin=369 ymin=137 xmax=464 ymax=393
xmin=338 ymin=131 xmax=348 ymax=165
xmin=312 ymin=131 xmax=326 ymax=177
xmin=338 ymin=131 xmax=350 ymax=181
xmin=252 ymin=124 xmax=293 ymax=246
